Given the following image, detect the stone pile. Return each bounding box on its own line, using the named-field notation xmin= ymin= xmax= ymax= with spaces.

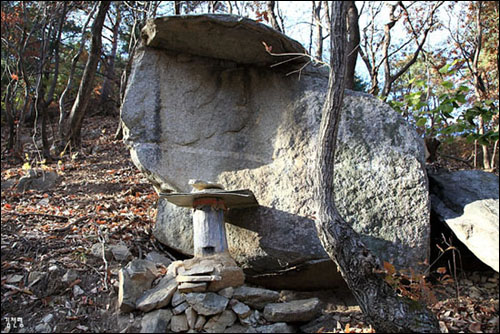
xmin=118 ymin=253 xmax=322 ymax=333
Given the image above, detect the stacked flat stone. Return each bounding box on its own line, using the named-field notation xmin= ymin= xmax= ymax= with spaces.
xmin=118 ymin=254 xmax=321 ymax=333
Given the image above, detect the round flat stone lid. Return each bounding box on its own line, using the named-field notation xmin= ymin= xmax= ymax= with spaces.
xmin=160 ymin=189 xmax=258 ymax=209
xmin=141 ymin=14 xmax=308 ymax=66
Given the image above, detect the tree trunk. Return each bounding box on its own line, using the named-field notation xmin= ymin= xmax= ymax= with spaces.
xmin=345 ymin=1 xmax=359 ymax=90
xmin=38 ymin=2 xmax=66 ymax=160
xmin=62 ymin=1 xmax=110 ymax=148
xmin=174 ymin=1 xmax=181 ymax=14
xmin=314 ymin=2 xmax=439 ymax=332
xmin=472 ymin=2 xmax=491 ymax=170
xmin=313 ymin=1 xmax=323 ymax=62
xmin=266 ymin=1 xmax=282 ymax=32
xmin=479 ymin=116 xmax=491 ymax=169
xmin=99 ymin=5 xmax=121 ymax=115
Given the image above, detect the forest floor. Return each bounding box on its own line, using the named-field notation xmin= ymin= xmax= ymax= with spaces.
xmin=1 ymin=115 xmax=499 ymax=333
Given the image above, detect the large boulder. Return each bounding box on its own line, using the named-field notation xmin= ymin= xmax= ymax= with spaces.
xmin=121 ymin=15 xmax=431 ymax=288
xmin=429 ymin=170 xmax=499 ymax=272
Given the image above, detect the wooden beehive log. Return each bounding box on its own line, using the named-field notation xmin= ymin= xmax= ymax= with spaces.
xmin=160 ymin=183 xmax=258 ymax=258
xmin=192 ymin=199 xmax=228 ymax=257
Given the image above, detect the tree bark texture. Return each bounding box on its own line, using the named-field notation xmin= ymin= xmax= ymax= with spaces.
xmin=58 ymin=3 xmax=98 ymax=151
xmin=99 ymin=5 xmax=121 ymax=114
xmin=345 ymin=1 xmax=359 ymax=90
xmin=313 ymin=1 xmax=323 ymax=62
xmin=314 ymin=2 xmax=439 ymax=332
xmin=266 ymin=1 xmax=282 ymax=32
xmin=64 ymin=1 xmax=110 ymax=148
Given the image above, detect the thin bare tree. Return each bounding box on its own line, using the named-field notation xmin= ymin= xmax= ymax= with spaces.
xmin=358 ymin=1 xmax=443 ymax=97
xmin=315 ymin=2 xmax=439 ymax=332
xmin=60 ymin=1 xmax=111 ymax=148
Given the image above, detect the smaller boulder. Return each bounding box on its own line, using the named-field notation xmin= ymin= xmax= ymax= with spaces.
xmin=230 ymin=299 xmax=252 ymax=319
xmin=429 ymin=170 xmax=499 ymax=272
xmin=185 ymin=307 xmax=197 ymax=329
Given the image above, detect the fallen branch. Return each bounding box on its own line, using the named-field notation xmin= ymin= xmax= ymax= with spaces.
xmin=2 ymin=210 xmax=68 ymax=220
xmin=440 ymin=154 xmax=473 ymax=168
xmin=94 ymin=222 xmax=109 ymax=291
xmin=53 ymin=215 xmax=91 ymax=233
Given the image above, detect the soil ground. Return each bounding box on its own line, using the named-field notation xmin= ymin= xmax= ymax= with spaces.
xmin=1 ymin=115 xmax=498 ymax=333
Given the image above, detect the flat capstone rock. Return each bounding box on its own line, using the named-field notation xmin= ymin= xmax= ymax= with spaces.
xmin=141 ymin=14 xmax=308 ymax=66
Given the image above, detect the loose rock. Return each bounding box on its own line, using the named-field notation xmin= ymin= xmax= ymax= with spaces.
xmin=171 ymin=290 xmax=186 ymax=307
xmin=185 ymin=292 xmax=229 ymax=316
xmin=218 ymin=287 xmax=234 ymax=299
xmin=203 ymin=309 xmax=237 ymax=333
xmin=429 ymin=170 xmax=499 ymax=272
xmin=111 ymin=243 xmax=133 ymax=262
xmin=136 ymin=274 xmax=178 ymax=312
xmin=233 ymin=286 xmax=280 ymax=309
xmin=61 ymin=270 xmax=78 ymax=283
xmin=145 ymin=251 xmax=173 ymax=267
xmin=140 ymin=309 xmax=172 ymax=333
xmin=185 ymin=307 xmax=197 ymax=329
xmin=16 ymin=170 xmax=59 ymax=192
xmin=194 ymin=315 xmax=207 ymax=331
xmin=178 ymin=282 xmax=207 ymax=293
xmin=118 ymin=259 xmax=158 ymax=312
xmin=172 ymin=301 xmax=189 ymax=315
xmin=263 ymin=298 xmax=321 ymax=322
xmin=255 ymin=322 xmax=296 ymax=333
xmin=230 ymin=299 xmax=252 ymax=319
xmin=170 ymin=314 xmax=189 ymax=332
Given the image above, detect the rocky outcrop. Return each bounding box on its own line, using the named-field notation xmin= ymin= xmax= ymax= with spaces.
xmin=121 ymin=14 xmax=431 ymax=288
xmin=429 ymin=170 xmax=499 ymax=272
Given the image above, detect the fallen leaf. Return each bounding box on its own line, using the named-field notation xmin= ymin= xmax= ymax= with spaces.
xmin=468 ymin=322 xmax=481 ymax=332
xmin=437 ymin=267 xmax=447 ymax=274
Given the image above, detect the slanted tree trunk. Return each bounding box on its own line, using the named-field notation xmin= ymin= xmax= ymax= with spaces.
xmin=58 ymin=3 xmax=98 ymax=153
xmin=61 ymin=1 xmax=110 ymax=149
xmin=314 ymin=2 xmax=439 ymax=332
